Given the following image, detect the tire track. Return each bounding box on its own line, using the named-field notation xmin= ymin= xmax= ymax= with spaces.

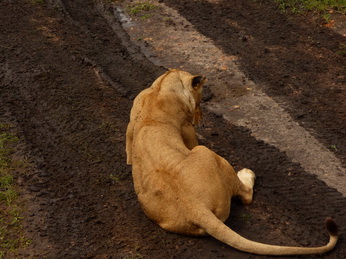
xmin=110 ymin=1 xmax=346 ymax=197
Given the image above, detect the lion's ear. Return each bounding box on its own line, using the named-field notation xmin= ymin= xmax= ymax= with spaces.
xmin=192 ymin=76 xmax=206 ymax=89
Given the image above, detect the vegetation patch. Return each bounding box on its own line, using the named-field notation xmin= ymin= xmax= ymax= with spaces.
xmin=275 ymin=0 xmax=346 ymax=14
xmin=31 ymin=0 xmax=45 ymax=4
xmin=128 ymin=1 xmax=159 ymax=15
xmin=336 ymin=43 xmax=346 ymax=56
xmin=0 ymin=124 xmax=30 ymax=258
xmin=275 ymin=0 xmax=346 ymax=23
xmin=238 ymin=213 xmax=253 ymax=223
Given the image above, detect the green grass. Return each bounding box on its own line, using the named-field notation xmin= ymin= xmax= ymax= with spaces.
xmin=276 ymin=0 xmax=346 ymax=15
xmin=31 ymin=0 xmax=45 ymax=4
xmin=330 ymin=144 xmax=339 ymax=151
xmin=109 ymin=173 xmax=121 ymax=184
xmin=128 ymin=1 xmax=158 ymax=15
xmin=140 ymin=14 xmax=152 ymax=19
xmin=0 ymin=124 xmax=30 ymax=258
xmin=0 ymin=131 xmax=18 ymax=174
xmin=336 ymin=43 xmax=346 ymax=56
xmin=238 ymin=213 xmax=253 ymax=223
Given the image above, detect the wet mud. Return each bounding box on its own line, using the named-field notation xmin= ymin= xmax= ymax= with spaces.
xmin=0 ymin=0 xmax=345 ymax=258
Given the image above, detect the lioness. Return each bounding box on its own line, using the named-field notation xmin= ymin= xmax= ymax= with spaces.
xmin=126 ymin=69 xmax=338 ymax=255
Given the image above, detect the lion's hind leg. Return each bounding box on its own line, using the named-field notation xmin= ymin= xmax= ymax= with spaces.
xmin=236 ymin=168 xmax=256 ymax=205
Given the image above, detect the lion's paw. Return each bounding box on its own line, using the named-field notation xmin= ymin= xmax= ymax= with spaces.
xmin=237 ymin=168 xmax=256 ymax=189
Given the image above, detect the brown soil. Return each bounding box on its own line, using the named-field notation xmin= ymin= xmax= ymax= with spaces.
xmin=0 ymin=0 xmax=345 ymax=258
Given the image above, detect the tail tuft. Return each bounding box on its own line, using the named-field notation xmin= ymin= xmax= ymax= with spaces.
xmin=325 ymin=217 xmax=338 ymax=237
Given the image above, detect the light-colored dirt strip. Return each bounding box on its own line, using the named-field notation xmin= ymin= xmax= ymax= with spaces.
xmin=208 ymin=93 xmax=346 ymax=196
xmin=100 ymin=1 xmax=346 ymax=196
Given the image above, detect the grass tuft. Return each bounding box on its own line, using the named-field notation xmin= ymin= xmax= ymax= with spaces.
xmin=336 ymin=43 xmax=346 ymax=56
xmin=275 ymin=0 xmax=346 ymax=15
xmin=238 ymin=213 xmax=253 ymax=223
xmin=31 ymin=0 xmax=45 ymax=4
xmin=0 ymin=124 xmax=30 ymax=258
xmin=128 ymin=1 xmax=158 ymax=15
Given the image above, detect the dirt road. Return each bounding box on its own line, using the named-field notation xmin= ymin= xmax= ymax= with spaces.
xmin=0 ymin=0 xmax=345 ymax=258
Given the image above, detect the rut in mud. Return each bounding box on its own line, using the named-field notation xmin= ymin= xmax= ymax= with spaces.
xmin=0 ymin=0 xmax=345 ymax=258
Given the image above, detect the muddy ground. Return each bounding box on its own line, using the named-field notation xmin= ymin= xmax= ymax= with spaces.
xmin=0 ymin=0 xmax=345 ymax=258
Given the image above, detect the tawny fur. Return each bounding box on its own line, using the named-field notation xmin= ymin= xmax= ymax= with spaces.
xmin=126 ymin=69 xmax=338 ymax=255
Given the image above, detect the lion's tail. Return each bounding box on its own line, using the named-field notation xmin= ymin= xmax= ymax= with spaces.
xmin=195 ymin=209 xmax=338 ymax=256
